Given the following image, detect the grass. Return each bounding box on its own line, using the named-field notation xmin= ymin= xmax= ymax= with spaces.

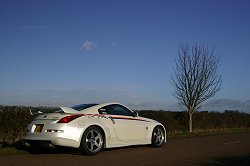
xmin=167 ymin=128 xmax=250 ymax=140
xmin=1 ymin=128 xmax=250 ymax=155
xmin=0 ymin=141 xmax=30 ymax=155
xmin=0 ymin=144 xmax=27 ymax=155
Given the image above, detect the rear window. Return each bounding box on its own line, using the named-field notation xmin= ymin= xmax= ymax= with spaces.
xmin=71 ymin=104 xmax=98 ymax=111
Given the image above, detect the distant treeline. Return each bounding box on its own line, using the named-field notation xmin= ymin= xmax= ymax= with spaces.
xmin=0 ymin=105 xmax=57 ymax=143
xmin=0 ymin=105 xmax=250 ymax=144
xmin=139 ymin=110 xmax=250 ymax=134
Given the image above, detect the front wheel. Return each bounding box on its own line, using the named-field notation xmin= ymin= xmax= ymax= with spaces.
xmin=151 ymin=126 xmax=165 ymax=147
xmin=79 ymin=126 xmax=104 ymax=155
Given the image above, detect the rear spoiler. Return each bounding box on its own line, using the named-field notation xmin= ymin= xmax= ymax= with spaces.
xmin=60 ymin=107 xmax=79 ymax=114
xmin=30 ymin=107 xmax=79 ymax=115
xmin=29 ymin=109 xmax=43 ymax=116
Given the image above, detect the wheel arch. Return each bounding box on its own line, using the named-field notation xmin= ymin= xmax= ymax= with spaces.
xmin=152 ymin=124 xmax=167 ymax=143
xmin=80 ymin=124 xmax=107 ymax=148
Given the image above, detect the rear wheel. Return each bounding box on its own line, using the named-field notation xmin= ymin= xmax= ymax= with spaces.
xmin=79 ymin=126 xmax=104 ymax=155
xmin=151 ymin=126 xmax=165 ymax=147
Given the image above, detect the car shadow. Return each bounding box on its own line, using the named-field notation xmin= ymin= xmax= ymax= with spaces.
xmin=1 ymin=141 xmax=151 ymax=155
xmin=26 ymin=145 xmax=150 ymax=155
xmin=26 ymin=146 xmax=79 ymax=155
xmin=0 ymin=141 xmax=78 ymax=155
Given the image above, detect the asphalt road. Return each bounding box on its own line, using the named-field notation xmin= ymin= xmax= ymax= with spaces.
xmin=1 ymin=133 xmax=250 ymax=166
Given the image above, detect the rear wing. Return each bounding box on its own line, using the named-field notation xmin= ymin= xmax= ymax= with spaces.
xmin=60 ymin=107 xmax=79 ymax=114
xmin=29 ymin=109 xmax=43 ymax=116
xmin=30 ymin=107 xmax=79 ymax=115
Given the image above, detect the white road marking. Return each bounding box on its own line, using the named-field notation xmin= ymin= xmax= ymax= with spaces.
xmin=223 ymin=141 xmax=241 ymax=145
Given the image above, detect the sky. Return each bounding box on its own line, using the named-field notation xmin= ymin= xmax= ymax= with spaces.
xmin=0 ymin=0 xmax=250 ymax=112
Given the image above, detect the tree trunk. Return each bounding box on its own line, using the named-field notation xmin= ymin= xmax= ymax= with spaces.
xmin=188 ymin=112 xmax=193 ymax=132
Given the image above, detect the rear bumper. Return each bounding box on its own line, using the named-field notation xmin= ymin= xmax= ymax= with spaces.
xmin=22 ymin=125 xmax=85 ymax=148
xmin=23 ymin=136 xmax=80 ymax=148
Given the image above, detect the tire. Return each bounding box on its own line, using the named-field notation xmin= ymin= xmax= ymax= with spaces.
xmin=151 ymin=126 xmax=165 ymax=147
xmin=79 ymin=126 xmax=104 ymax=155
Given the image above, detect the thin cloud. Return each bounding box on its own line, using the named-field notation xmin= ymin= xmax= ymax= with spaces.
xmin=81 ymin=40 xmax=96 ymax=51
xmin=111 ymin=41 xmax=118 ymax=48
xmin=20 ymin=25 xmax=53 ymax=30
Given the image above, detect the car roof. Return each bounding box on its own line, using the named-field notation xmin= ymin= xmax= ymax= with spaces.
xmin=75 ymin=102 xmax=130 ymax=114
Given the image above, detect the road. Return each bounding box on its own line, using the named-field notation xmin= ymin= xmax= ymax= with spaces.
xmin=1 ymin=133 xmax=250 ymax=166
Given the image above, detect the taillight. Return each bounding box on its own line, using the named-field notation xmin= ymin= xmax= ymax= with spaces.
xmin=57 ymin=114 xmax=83 ymax=123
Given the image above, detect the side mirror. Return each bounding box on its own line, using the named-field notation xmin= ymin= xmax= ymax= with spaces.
xmin=98 ymin=108 xmax=107 ymax=114
xmin=133 ymin=111 xmax=139 ymax=117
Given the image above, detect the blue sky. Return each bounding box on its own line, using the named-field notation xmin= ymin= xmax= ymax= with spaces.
xmin=0 ymin=0 xmax=250 ymax=112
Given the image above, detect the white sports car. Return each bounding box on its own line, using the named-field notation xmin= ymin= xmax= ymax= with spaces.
xmin=23 ymin=103 xmax=166 ymax=155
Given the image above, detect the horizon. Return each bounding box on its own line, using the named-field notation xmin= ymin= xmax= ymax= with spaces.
xmin=1 ymin=99 xmax=249 ymax=113
xmin=1 ymin=0 xmax=250 ymax=113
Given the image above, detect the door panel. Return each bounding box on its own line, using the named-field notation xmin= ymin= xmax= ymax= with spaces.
xmin=111 ymin=116 xmax=146 ymax=142
xmin=99 ymin=104 xmax=146 ymax=142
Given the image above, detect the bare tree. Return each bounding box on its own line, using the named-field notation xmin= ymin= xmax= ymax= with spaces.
xmin=171 ymin=43 xmax=222 ymax=132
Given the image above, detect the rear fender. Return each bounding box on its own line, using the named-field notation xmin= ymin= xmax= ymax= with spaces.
xmin=77 ymin=116 xmax=115 ymax=148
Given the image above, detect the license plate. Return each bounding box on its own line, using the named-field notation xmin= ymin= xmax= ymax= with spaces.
xmin=34 ymin=124 xmax=44 ymax=133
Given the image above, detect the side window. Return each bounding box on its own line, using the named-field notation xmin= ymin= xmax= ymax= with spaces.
xmin=98 ymin=106 xmax=112 ymax=114
xmin=99 ymin=104 xmax=133 ymax=116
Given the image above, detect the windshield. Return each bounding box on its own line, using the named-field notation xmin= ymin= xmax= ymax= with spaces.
xmin=71 ymin=104 xmax=98 ymax=111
